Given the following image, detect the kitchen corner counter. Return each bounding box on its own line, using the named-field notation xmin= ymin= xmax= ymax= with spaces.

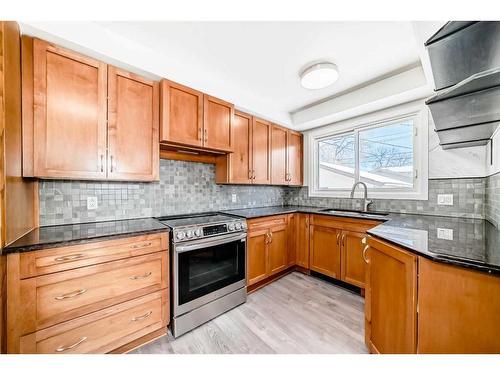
xmin=223 ymin=205 xmax=500 ymax=275
xmin=3 ymin=218 xmax=169 ymax=254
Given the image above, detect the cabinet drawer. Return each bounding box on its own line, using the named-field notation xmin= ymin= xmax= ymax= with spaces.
xmin=19 ymin=233 xmax=168 ymax=279
xmin=22 ymin=251 xmax=168 ymax=330
xmin=20 ymin=290 xmax=168 ymax=354
xmin=247 ymin=215 xmax=287 ymax=232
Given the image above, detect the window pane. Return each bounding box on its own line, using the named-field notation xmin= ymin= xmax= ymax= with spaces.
xmin=359 ymin=121 xmax=414 ymax=189
xmin=318 ymin=133 xmax=356 ymax=189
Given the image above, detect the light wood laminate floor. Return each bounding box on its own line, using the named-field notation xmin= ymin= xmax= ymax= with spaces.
xmin=132 ymin=272 xmax=367 ymax=354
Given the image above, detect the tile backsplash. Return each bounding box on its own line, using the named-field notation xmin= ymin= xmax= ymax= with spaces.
xmin=39 ymin=159 xmax=495 ymax=226
xmin=285 ymin=178 xmax=486 ymax=219
xmin=39 ymin=160 xmax=285 ymax=226
xmin=485 ymin=172 xmax=500 ymax=227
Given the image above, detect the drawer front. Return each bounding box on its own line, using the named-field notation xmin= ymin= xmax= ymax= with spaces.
xmin=248 ymin=215 xmax=287 ymax=232
xmin=30 ymin=252 xmax=168 ymax=329
xmin=22 ymin=290 xmax=168 ymax=354
xmin=20 ymin=233 xmax=168 ymax=279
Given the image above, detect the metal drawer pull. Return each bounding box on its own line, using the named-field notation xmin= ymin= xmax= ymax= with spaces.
xmin=362 ymin=245 xmax=370 ymax=264
xmin=130 ymin=242 xmax=152 ymax=249
xmin=131 ymin=310 xmax=153 ymax=322
xmin=55 ymin=289 xmax=87 ymax=300
xmin=55 ymin=336 xmax=87 ymax=352
xmin=129 ymin=271 xmax=152 ymax=280
xmin=54 ymin=254 xmax=85 ymax=262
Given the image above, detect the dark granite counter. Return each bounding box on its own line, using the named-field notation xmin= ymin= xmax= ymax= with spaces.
xmin=223 ymin=205 xmax=500 ymax=275
xmin=3 ymin=218 xmax=169 ymax=254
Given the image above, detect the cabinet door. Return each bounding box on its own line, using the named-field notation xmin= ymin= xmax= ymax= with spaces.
xmin=33 ymin=39 xmax=107 ymax=179
xmin=229 ymin=111 xmax=252 ymax=183
xmin=365 ymin=237 xmax=417 ymax=354
xmin=268 ymin=225 xmax=288 ymax=276
xmin=287 ymin=131 xmax=303 ymax=186
xmin=271 ymin=125 xmax=288 ymax=185
xmin=340 ymin=231 xmax=367 ymax=288
xmin=286 ymin=214 xmax=297 ymax=267
xmin=107 ymin=67 xmax=159 ymax=181
xmin=247 ymin=230 xmax=268 ymax=286
xmin=203 ymin=95 xmax=234 ymax=152
xmin=159 ymin=80 xmax=203 ymax=148
xmin=295 ymin=213 xmax=310 ymax=269
xmin=251 ymin=117 xmax=271 ymax=184
xmin=309 ymin=225 xmax=341 ymax=278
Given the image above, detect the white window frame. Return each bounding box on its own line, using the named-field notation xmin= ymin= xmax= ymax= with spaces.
xmin=305 ymin=101 xmax=428 ymax=200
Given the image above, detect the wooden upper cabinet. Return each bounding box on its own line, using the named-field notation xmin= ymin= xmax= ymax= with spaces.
xmin=287 ymin=131 xmax=303 ymax=186
xmin=365 ymin=237 xmax=417 ymax=354
xmin=229 ymin=111 xmax=252 ymax=183
xmin=310 ymin=224 xmax=342 ymax=278
xmin=271 ymin=125 xmax=288 ymax=185
xmin=159 ymin=80 xmax=203 ymax=148
xmin=32 ymin=39 xmax=108 ymax=179
xmin=252 ymin=117 xmax=271 ymax=184
xmin=340 ymin=231 xmax=367 ymax=289
xmin=203 ymin=95 xmax=234 ymax=152
xmin=107 ymin=67 xmax=159 ymax=181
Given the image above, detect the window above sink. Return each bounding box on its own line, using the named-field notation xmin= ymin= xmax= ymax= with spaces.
xmin=305 ymin=101 xmax=429 ymax=200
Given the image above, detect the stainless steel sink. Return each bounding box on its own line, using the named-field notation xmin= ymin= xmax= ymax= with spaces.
xmin=319 ymin=208 xmax=389 ymax=221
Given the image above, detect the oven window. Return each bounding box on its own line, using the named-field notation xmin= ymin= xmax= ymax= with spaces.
xmin=177 ymin=238 xmax=245 ymax=306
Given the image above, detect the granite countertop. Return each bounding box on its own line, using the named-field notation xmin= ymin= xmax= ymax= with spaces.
xmin=222 ymin=205 xmax=500 ymax=275
xmin=3 ymin=218 xmax=169 ymax=254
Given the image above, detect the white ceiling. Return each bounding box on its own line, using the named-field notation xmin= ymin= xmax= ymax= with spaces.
xmin=21 ymin=21 xmax=435 ymax=128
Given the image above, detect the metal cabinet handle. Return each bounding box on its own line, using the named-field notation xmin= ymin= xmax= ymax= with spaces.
xmin=198 ymin=128 xmax=202 ymax=140
xmin=110 ymin=155 xmax=114 ymax=173
xmin=248 ymin=170 xmax=252 ymax=180
xmin=129 ymin=271 xmax=152 ymax=280
xmin=269 ymin=231 xmax=273 ymax=244
xmin=204 ymin=129 xmax=208 ymax=143
xmin=100 ymin=154 xmax=104 ymax=172
xmin=342 ymin=234 xmax=346 ymax=247
xmin=130 ymin=242 xmax=152 ymax=249
xmin=362 ymin=245 xmax=370 ymax=264
xmin=55 ymin=288 xmax=87 ymax=301
xmin=131 ymin=310 xmax=153 ymax=322
xmin=305 ymin=217 xmax=309 ymax=227
xmin=55 ymin=336 xmax=87 ymax=352
xmin=54 ymin=254 xmax=85 ymax=262
xmin=336 ymin=233 xmax=340 ymax=246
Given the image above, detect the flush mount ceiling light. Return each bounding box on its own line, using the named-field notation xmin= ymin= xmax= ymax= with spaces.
xmin=299 ymin=62 xmax=339 ymax=90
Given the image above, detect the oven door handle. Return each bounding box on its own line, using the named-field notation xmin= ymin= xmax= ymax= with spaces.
xmin=175 ymin=232 xmax=247 ymax=253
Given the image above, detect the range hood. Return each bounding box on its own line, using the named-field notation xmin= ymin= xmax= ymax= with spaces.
xmin=425 ymin=21 xmax=500 ymax=149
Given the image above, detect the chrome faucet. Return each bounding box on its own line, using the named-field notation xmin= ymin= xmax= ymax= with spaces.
xmin=350 ymin=181 xmax=372 ymax=212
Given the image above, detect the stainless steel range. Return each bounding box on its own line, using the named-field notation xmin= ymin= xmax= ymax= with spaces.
xmin=158 ymin=213 xmax=247 ymax=337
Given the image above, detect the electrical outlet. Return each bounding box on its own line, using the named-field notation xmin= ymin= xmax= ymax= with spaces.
xmin=87 ymin=196 xmax=98 ymax=210
xmin=437 ymin=228 xmax=453 ymax=240
xmin=437 ymin=194 xmax=453 ymax=205
xmin=231 ymin=193 xmax=237 ymax=203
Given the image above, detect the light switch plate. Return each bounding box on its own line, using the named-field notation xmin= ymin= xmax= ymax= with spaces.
xmin=231 ymin=194 xmax=237 ymax=203
xmin=87 ymin=196 xmax=98 ymax=210
xmin=437 ymin=194 xmax=453 ymax=205
xmin=437 ymin=228 xmax=453 ymax=240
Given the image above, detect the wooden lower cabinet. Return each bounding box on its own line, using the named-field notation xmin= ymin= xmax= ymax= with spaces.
xmin=365 ymin=237 xmax=417 ymax=354
xmin=340 ymin=231 xmax=367 ymax=288
xmin=247 ymin=229 xmax=269 ymax=286
xmin=295 ymin=213 xmax=310 ymax=269
xmin=286 ymin=214 xmax=297 ymax=267
xmin=310 ymin=225 xmax=341 ymax=279
xmin=418 ymin=258 xmax=500 ymax=354
xmin=6 ymin=232 xmax=170 ymax=354
xmin=267 ymin=224 xmax=287 ymax=275
xmin=246 ymin=215 xmax=290 ymax=288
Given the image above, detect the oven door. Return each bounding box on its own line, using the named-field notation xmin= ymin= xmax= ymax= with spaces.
xmin=173 ymin=232 xmax=247 ymax=316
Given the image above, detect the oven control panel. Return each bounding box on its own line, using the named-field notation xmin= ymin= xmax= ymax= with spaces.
xmin=172 ymin=219 xmax=247 ymax=243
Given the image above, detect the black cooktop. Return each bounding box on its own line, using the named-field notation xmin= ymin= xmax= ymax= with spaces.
xmin=157 ymin=212 xmax=240 ymax=228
